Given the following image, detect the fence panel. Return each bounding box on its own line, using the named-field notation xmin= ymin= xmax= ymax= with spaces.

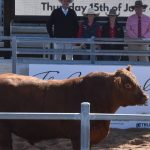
xmin=0 ymin=102 xmax=150 ymax=150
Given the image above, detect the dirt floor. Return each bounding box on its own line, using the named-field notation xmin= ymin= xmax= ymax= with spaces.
xmin=13 ymin=128 xmax=150 ymax=150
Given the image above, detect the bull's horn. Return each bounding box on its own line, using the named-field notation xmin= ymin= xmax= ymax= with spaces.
xmin=126 ymin=65 xmax=132 ymax=72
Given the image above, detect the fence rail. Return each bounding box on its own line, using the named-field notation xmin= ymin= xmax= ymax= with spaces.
xmin=1 ymin=36 xmax=150 ymax=73
xmin=0 ymin=102 xmax=150 ymax=150
xmin=13 ymin=36 xmax=150 ymax=73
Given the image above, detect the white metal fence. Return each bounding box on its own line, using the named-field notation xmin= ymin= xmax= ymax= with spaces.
xmin=0 ymin=102 xmax=150 ymax=150
xmin=12 ymin=36 xmax=150 ymax=73
xmin=0 ymin=37 xmax=150 ymax=149
xmin=1 ymin=36 xmax=150 ymax=73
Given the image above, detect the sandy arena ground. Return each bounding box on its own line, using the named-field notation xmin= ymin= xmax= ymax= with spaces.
xmin=13 ymin=128 xmax=150 ymax=150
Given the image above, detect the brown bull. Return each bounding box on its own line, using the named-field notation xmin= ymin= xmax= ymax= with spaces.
xmin=0 ymin=66 xmax=148 ymax=150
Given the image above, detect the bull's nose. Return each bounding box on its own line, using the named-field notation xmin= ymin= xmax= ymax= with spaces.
xmin=141 ymin=94 xmax=149 ymax=106
xmin=144 ymin=94 xmax=149 ymax=101
xmin=145 ymin=93 xmax=149 ymax=100
xmin=142 ymin=90 xmax=149 ymax=99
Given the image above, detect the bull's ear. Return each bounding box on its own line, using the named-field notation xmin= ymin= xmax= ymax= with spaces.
xmin=126 ymin=65 xmax=132 ymax=72
xmin=114 ymin=77 xmax=122 ymax=88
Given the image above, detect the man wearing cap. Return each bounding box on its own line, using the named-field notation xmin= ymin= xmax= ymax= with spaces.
xmin=101 ymin=8 xmax=124 ymax=61
xmin=46 ymin=0 xmax=79 ymax=60
xmin=126 ymin=0 xmax=150 ymax=61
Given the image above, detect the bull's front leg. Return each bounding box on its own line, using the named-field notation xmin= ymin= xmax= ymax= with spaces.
xmin=71 ymin=138 xmax=92 ymax=150
xmin=90 ymin=121 xmax=110 ymax=145
xmin=0 ymin=124 xmax=13 ymax=150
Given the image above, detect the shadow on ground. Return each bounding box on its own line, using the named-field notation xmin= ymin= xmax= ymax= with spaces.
xmin=13 ymin=128 xmax=150 ymax=150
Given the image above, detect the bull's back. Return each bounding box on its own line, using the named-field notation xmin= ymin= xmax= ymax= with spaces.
xmin=0 ymin=73 xmax=83 ymax=140
xmin=0 ymin=73 xmax=48 ymax=112
xmin=0 ymin=73 xmax=82 ymax=113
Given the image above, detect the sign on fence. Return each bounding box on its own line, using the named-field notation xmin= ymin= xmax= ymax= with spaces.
xmin=15 ymin=0 xmax=150 ymax=17
xmin=29 ymin=64 xmax=150 ymax=129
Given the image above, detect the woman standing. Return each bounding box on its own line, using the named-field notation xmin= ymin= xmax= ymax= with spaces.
xmin=77 ymin=8 xmax=101 ymax=60
xmin=101 ymin=8 xmax=124 ymax=61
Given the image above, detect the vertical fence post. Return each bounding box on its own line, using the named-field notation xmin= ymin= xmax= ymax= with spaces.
xmin=90 ymin=38 xmax=95 ymax=64
xmin=11 ymin=36 xmax=17 ymax=73
xmin=81 ymin=102 xmax=90 ymax=150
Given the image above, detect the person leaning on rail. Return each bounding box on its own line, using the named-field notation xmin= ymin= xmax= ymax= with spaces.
xmin=77 ymin=8 xmax=102 ymax=60
xmin=46 ymin=0 xmax=79 ymax=60
xmin=126 ymin=0 xmax=150 ymax=62
xmin=101 ymin=8 xmax=124 ymax=61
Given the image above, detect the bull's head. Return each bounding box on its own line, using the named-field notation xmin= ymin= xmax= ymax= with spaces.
xmin=114 ymin=65 xmax=149 ymax=107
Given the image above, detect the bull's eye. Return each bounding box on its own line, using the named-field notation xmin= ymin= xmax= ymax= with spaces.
xmin=125 ymin=83 xmax=132 ymax=89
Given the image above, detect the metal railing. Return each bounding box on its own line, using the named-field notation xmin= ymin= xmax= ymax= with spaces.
xmin=0 ymin=35 xmax=13 ymax=52
xmin=0 ymin=102 xmax=150 ymax=150
xmin=1 ymin=36 xmax=150 ymax=73
xmin=11 ymin=36 xmax=150 ymax=72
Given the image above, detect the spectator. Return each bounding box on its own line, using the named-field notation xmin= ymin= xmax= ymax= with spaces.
xmin=77 ymin=8 xmax=101 ymax=60
xmin=101 ymin=8 xmax=124 ymax=61
xmin=126 ymin=0 xmax=150 ymax=62
xmin=46 ymin=0 xmax=79 ymax=60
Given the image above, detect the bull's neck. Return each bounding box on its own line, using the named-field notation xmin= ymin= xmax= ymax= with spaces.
xmin=109 ymin=103 xmax=120 ymax=113
xmin=109 ymin=90 xmax=121 ymax=113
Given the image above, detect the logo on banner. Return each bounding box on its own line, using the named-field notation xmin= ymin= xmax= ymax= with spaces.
xmin=33 ymin=70 xmax=82 ymax=79
xmin=32 ymin=70 xmax=150 ymax=92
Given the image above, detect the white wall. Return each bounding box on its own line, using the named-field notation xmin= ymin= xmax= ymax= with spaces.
xmin=0 ymin=59 xmax=28 ymax=75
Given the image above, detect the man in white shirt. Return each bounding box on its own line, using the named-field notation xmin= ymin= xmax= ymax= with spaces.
xmin=46 ymin=0 xmax=79 ymax=60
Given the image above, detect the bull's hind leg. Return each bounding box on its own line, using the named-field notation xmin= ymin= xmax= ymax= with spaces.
xmin=71 ymin=138 xmax=92 ymax=150
xmin=0 ymin=124 xmax=13 ymax=150
xmin=71 ymin=139 xmax=80 ymax=150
